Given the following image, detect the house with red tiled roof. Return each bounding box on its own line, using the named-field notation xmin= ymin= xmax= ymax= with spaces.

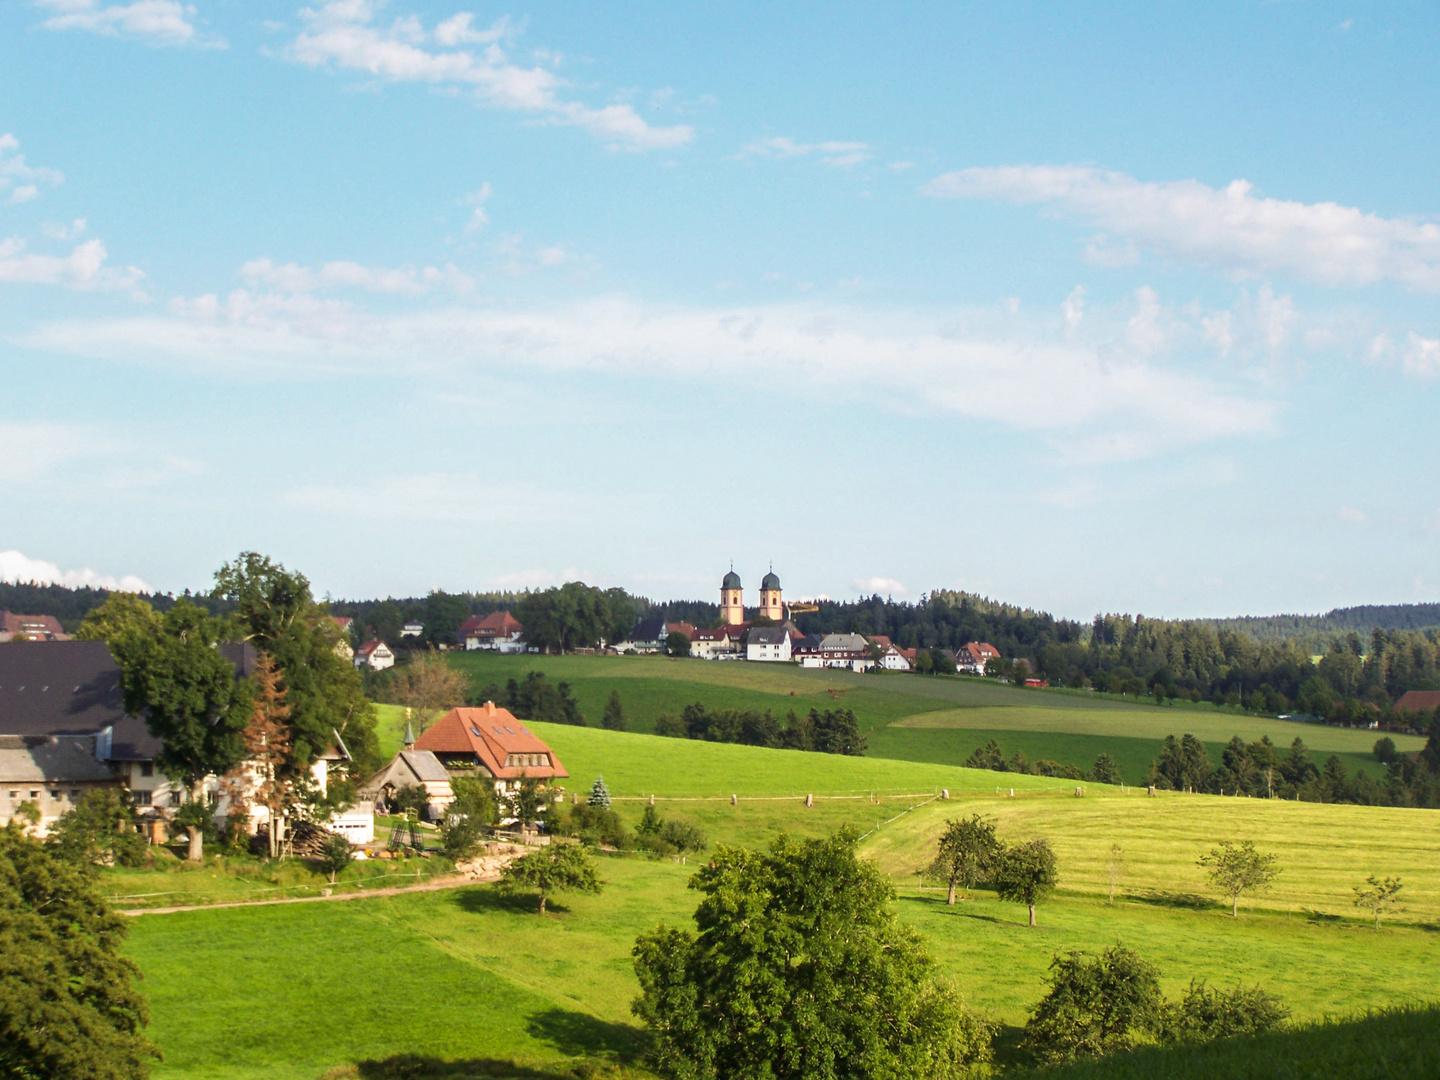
xmin=460 ymin=611 xmax=526 ymax=653
xmin=1394 ymin=690 xmax=1440 ymax=715
xmin=0 ymin=612 xmax=68 ymax=642
xmin=412 ymin=702 xmax=568 ymax=794
xmin=354 ymin=639 xmax=395 ymax=671
xmin=956 ymin=642 xmax=1001 ymax=675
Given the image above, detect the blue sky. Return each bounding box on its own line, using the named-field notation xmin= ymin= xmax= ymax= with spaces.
xmin=2 ymin=0 xmax=1439 ymax=618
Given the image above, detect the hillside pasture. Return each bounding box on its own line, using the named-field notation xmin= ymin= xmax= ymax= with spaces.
xmin=432 ymin=654 xmax=1420 ymax=784
xmin=122 ymin=726 xmax=1440 ymax=1079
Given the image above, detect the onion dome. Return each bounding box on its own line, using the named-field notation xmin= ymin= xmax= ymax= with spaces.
xmin=761 ymin=570 xmax=781 ymax=591
xmin=722 ymin=570 xmax=742 ymax=590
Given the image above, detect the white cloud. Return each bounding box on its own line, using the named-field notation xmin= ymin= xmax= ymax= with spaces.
xmin=925 ymin=164 xmax=1440 ymax=290
xmin=1402 ymin=332 xmax=1440 ymax=377
xmin=740 ymin=136 xmax=873 ymax=168
xmin=287 ymin=3 xmax=692 ymax=150
xmin=0 ymin=549 xmax=153 ymax=592
xmin=24 ymin=289 xmax=1277 ymax=462
xmin=0 ymin=134 xmax=64 ymax=203
xmin=41 ymin=218 xmax=87 ymax=241
xmin=459 ymin=182 xmax=492 ymax=232
xmin=1339 ymin=506 xmax=1366 ymax=524
xmin=854 ymin=576 xmax=907 ymax=596
xmin=0 ymin=237 xmax=143 ymax=291
xmin=237 ymin=257 xmax=473 ymax=295
xmin=1061 ymin=285 xmax=1085 ymax=332
xmin=34 ymin=0 xmax=216 ymax=47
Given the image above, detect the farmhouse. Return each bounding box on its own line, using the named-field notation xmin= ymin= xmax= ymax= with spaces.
xmin=956 ymin=641 xmax=1001 ymax=675
xmin=1394 ymin=690 xmax=1440 ymax=715
xmin=460 ymin=611 xmax=525 ymax=652
xmin=0 ymin=611 xmax=69 ymax=642
xmin=878 ymin=643 xmax=911 ymax=671
xmin=620 ymin=615 xmax=670 ymax=654
xmin=400 ymin=621 xmax=424 ymax=639
xmin=0 ymin=734 xmax=121 ymax=830
xmin=411 ymin=702 xmax=568 ymax=795
xmin=354 ymin=639 xmax=395 ymax=671
xmin=365 ymin=745 xmax=455 ymax=819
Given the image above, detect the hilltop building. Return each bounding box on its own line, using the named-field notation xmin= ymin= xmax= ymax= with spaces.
xmin=717 ymin=567 xmax=785 ymax=625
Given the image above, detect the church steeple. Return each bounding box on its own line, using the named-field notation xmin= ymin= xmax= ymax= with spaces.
xmin=720 ymin=564 xmax=744 ymax=625
xmin=759 ymin=564 xmax=782 ymax=622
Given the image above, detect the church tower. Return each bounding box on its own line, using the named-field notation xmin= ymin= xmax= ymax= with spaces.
xmin=759 ymin=568 xmax=783 ymax=622
xmin=720 ymin=568 xmax=745 ymax=626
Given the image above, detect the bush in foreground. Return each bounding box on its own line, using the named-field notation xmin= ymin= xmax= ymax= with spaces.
xmin=0 ymin=823 xmax=158 ymax=1079
xmin=632 ymin=829 xmax=995 ymax=1080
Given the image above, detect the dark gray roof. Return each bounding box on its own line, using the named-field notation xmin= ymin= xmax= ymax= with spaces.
xmin=761 ymin=571 xmax=781 ymax=590
xmin=0 ymin=639 xmax=256 ymax=761
xmin=627 ymin=616 xmax=670 ymax=644
xmin=722 ymin=570 xmax=742 ymax=589
xmin=0 ymin=735 xmax=118 ymax=783
xmin=748 ymin=626 xmax=788 ymax=645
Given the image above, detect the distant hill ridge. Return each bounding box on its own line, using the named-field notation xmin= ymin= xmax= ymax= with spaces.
xmin=1200 ymin=603 xmax=1440 ymax=643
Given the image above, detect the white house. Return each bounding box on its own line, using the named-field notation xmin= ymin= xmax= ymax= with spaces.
xmin=879 ymin=644 xmax=911 ymax=671
xmin=460 ymin=611 xmax=525 ymax=652
xmin=354 ymin=640 xmax=395 ymax=671
xmin=400 ymin=621 xmax=424 ymax=639
xmin=746 ymin=626 xmax=792 ymax=662
xmin=956 ymin=642 xmax=1001 ymax=675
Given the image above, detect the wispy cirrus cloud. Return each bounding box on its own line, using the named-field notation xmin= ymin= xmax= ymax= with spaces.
xmin=0 ymin=134 xmax=64 ymax=204
xmin=22 ymin=285 xmax=1277 ymax=463
xmin=740 ymin=136 xmax=873 ymax=168
xmin=924 ymin=164 xmax=1440 ymax=290
xmin=286 ymin=2 xmax=693 ymax=150
xmin=238 ymin=257 xmax=473 ymax=295
xmin=34 ymin=0 xmax=219 ymax=47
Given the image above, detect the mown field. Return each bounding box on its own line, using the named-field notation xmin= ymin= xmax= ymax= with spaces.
xmin=123 ymin=724 xmax=1440 ymax=1079
xmin=427 ymin=653 xmax=1421 ymax=784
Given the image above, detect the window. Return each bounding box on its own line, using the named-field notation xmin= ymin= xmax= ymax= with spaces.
xmin=169 ymin=792 xmax=182 ymax=807
xmin=140 ymin=761 xmax=153 ymax=778
xmin=131 ymin=790 xmax=152 ymax=806
xmin=29 ymin=791 xmax=39 ymax=800
xmin=70 ymin=790 xmax=80 ymax=800
xmin=7 ymin=792 xmax=15 ymax=800
xmin=50 ymin=791 xmax=60 ymax=800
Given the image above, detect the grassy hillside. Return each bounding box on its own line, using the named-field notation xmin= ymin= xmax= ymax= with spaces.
xmin=429 ymin=654 xmax=1420 ymax=785
xmin=1008 ymin=1005 xmax=1440 ymax=1080
xmin=123 ymin=726 xmax=1440 ymax=1079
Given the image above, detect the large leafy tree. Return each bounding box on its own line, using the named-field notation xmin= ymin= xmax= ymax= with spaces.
xmin=993 ymin=838 xmax=1058 ymax=927
xmin=112 ymin=599 xmax=252 ymax=861
xmin=631 ymin=829 xmax=995 ymax=1080
xmin=927 ymin=814 xmax=1000 ymax=905
xmin=0 ymin=824 xmax=158 ymax=1079
xmin=212 ymin=552 xmax=379 ymax=773
xmin=1021 ymin=947 xmax=1163 ymax=1064
xmin=498 ymin=843 xmax=602 ymax=914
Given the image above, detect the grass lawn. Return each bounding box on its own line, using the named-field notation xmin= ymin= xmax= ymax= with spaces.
xmin=429 ymin=654 xmax=1419 ymax=785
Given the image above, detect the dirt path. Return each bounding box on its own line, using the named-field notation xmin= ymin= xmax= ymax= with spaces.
xmin=117 ymin=873 xmax=494 ymax=916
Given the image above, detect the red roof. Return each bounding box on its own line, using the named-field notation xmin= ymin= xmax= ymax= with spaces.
xmin=666 ymin=621 xmax=699 ymax=641
xmin=460 ymin=611 xmax=523 ymax=638
xmin=868 ymin=635 xmax=892 ymax=648
xmin=356 ymin=639 xmax=389 ymax=658
xmin=1395 ymin=690 xmax=1440 ymax=714
xmin=413 ymin=703 xmax=568 ymax=780
xmin=0 ymin=612 xmax=66 ymax=639
xmin=961 ymin=642 xmax=1000 ymax=664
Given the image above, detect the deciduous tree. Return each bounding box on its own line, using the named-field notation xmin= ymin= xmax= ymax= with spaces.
xmin=1199 ymin=840 xmax=1280 ymax=917
xmin=0 ymin=824 xmax=158 ymax=1079
xmin=1352 ymin=874 xmax=1404 ymax=929
xmin=1021 ymin=946 xmax=1163 ymax=1063
xmin=631 ymin=829 xmax=996 ymax=1080
xmin=112 ymin=599 xmax=251 ymax=861
xmin=927 ymin=814 xmax=1000 ymax=904
xmin=388 ymin=651 xmax=468 ymax=733
xmin=498 ymin=842 xmax=602 ymax=914
xmin=993 ymin=838 xmax=1058 ymax=927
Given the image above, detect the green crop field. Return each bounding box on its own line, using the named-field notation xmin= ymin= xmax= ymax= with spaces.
xmin=422 ymin=653 xmax=1421 ymax=785
xmin=121 ymin=725 xmax=1440 ymax=1079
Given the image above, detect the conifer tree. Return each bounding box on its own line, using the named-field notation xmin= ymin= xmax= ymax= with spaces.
xmin=588 ymin=775 xmax=612 ymax=809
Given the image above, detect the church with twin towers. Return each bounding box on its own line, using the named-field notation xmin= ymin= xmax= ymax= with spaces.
xmin=719 ymin=567 xmax=783 ymax=625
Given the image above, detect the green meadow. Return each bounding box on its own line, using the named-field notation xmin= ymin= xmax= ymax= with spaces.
xmin=121 ymin=724 xmax=1440 ymax=1079
xmin=425 ymin=653 xmax=1420 ymax=784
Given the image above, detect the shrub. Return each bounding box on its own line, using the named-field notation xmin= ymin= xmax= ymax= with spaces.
xmin=45 ymin=789 xmax=147 ymax=869
xmin=658 ymin=819 xmax=707 ymax=855
xmin=1021 ymin=946 xmax=1164 ymax=1064
xmin=440 ymin=814 xmax=483 ymax=861
xmin=389 ymin=783 xmax=429 ymax=818
xmin=315 ymin=831 xmax=354 ymax=883
xmin=562 ymin=803 xmax=632 ymax=849
xmin=635 ymin=804 xmax=663 ymax=837
xmin=1159 ymin=981 xmax=1289 ymax=1043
